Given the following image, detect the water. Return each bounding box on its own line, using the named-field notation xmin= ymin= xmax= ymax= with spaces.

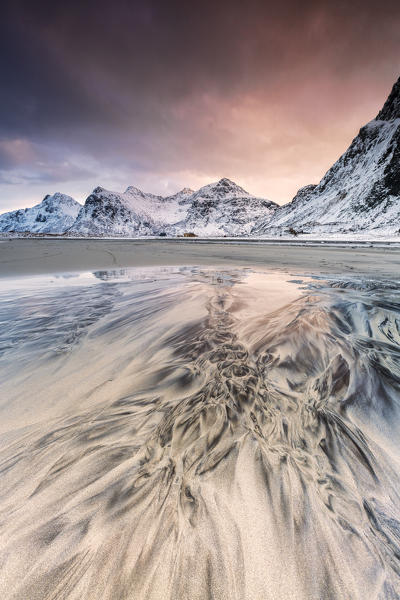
xmin=1 ymin=266 xmax=400 ymax=599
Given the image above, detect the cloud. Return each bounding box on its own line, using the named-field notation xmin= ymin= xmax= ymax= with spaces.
xmin=0 ymin=138 xmax=95 ymax=186
xmin=1 ymin=0 xmax=399 ymax=209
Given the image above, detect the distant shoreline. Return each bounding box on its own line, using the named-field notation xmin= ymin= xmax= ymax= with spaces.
xmin=1 ymin=237 xmax=400 ymax=279
xmin=1 ymin=233 xmax=400 ymax=247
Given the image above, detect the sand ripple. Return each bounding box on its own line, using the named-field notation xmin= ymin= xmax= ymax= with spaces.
xmin=1 ymin=267 xmax=400 ymax=599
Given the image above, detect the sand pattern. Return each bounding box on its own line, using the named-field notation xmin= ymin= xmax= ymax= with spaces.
xmin=1 ymin=267 xmax=400 ymax=599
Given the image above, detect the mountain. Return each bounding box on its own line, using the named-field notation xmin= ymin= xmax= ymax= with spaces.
xmin=254 ymin=76 xmax=400 ymax=237
xmin=69 ymin=178 xmax=277 ymax=237
xmin=166 ymin=178 xmax=278 ymax=236
xmin=69 ymin=186 xmax=195 ymax=236
xmin=0 ymin=193 xmax=81 ymax=234
xmin=69 ymin=186 xmax=152 ymax=237
xmin=124 ymin=186 xmax=195 ymax=227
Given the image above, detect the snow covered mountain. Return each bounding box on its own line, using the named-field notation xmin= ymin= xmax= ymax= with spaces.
xmin=166 ymin=178 xmax=277 ymax=236
xmin=0 ymin=193 xmax=81 ymax=234
xmin=254 ymin=76 xmax=400 ymax=237
xmin=69 ymin=186 xmax=195 ymax=236
xmin=69 ymin=178 xmax=277 ymax=237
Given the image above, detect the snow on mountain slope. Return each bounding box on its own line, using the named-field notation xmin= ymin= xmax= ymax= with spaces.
xmin=0 ymin=193 xmax=81 ymax=233
xmin=254 ymin=76 xmax=400 ymax=237
xmin=69 ymin=187 xmax=151 ymax=236
xmin=69 ymin=186 xmax=195 ymax=236
xmin=168 ymin=178 xmax=278 ymax=236
xmin=69 ymin=178 xmax=277 ymax=236
xmin=1 ymin=179 xmax=275 ymax=237
xmin=123 ymin=186 xmax=194 ymax=226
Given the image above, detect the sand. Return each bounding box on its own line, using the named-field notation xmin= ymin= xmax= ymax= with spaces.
xmin=0 ymin=237 xmax=400 ymax=277
xmin=1 ymin=242 xmax=400 ymax=599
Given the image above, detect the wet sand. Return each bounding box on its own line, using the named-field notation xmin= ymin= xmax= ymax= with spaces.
xmin=1 ymin=243 xmax=400 ymax=599
xmin=0 ymin=237 xmax=400 ymax=277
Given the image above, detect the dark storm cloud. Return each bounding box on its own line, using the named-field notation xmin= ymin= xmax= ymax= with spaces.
xmin=0 ymin=138 xmax=95 ymax=184
xmin=1 ymin=0 xmax=400 ymax=209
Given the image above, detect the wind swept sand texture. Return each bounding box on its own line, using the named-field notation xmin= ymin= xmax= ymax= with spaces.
xmin=0 ymin=237 xmax=400 ymax=277
xmin=1 ymin=250 xmax=400 ymax=598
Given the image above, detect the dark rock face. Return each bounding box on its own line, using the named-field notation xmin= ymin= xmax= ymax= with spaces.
xmin=376 ymin=76 xmax=400 ymax=121
xmin=362 ymin=147 xmax=400 ymax=212
xmin=290 ymin=184 xmax=317 ymax=206
xmin=381 ymin=125 xmax=400 ymax=196
xmin=71 ymin=188 xmax=148 ymax=236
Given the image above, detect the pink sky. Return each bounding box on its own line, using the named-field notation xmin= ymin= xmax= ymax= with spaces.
xmin=1 ymin=0 xmax=399 ymax=210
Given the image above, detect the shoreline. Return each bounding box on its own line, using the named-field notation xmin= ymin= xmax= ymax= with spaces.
xmin=1 ymin=233 xmax=400 ymax=247
xmin=1 ymin=237 xmax=400 ymax=279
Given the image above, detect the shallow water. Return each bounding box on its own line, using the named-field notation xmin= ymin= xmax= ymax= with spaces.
xmin=1 ymin=266 xmax=400 ymax=599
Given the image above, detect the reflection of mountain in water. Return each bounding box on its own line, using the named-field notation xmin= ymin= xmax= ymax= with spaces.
xmin=1 ymin=267 xmax=400 ymax=599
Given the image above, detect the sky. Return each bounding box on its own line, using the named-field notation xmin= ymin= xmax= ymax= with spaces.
xmin=1 ymin=0 xmax=400 ymax=212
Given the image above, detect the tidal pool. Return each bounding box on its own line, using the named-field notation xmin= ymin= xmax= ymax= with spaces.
xmin=1 ymin=266 xmax=400 ymax=599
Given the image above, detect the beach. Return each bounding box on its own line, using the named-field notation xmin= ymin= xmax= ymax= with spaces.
xmin=0 ymin=239 xmax=400 ymax=599
xmin=0 ymin=237 xmax=400 ymax=277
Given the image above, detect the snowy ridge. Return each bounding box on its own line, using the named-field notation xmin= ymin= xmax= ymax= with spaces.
xmin=255 ymin=76 xmax=400 ymax=237
xmin=1 ymin=180 xmax=277 ymax=237
xmin=0 ymin=193 xmax=81 ymax=234
xmin=69 ymin=186 xmax=195 ymax=236
xmin=165 ymin=178 xmax=277 ymax=236
xmin=69 ymin=178 xmax=278 ymax=237
xmin=123 ymin=186 xmax=194 ymax=226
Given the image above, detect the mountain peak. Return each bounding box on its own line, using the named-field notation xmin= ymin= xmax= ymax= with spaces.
xmin=42 ymin=192 xmax=77 ymax=206
xmin=0 ymin=192 xmax=80 ymax=234
xmin=125 ymin=185 xmax=144 ymax=195
xmin=376 ymin=76 xmax=400 ymax=121
xmin=200 ymin=178 xmax=249 ymax=196
xmin=92 ymin=186 xmax=107 ymax=195
xmin=216 ymin=177 xmax=240 ymax=188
